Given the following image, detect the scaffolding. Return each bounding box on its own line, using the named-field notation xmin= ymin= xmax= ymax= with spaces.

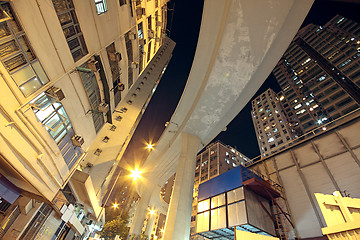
xmin=241 ymin=167 xmax=297 ymax=240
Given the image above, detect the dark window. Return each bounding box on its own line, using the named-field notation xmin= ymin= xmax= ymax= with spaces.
xmin=53 ymin=0 xmax=88 ymax=61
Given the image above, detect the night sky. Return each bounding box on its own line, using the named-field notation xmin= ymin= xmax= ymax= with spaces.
xmin=123 ymin=0 xmax=360 ymax=166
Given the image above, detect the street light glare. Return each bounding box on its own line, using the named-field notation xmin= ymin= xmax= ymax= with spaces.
xmin=149 ymin=209 xmax=155 ymax=215
xmin=130 ymin=168 xmax=142 ymax=180
xmin=146 ymin=143 xmax=154 ymax=150
xmin=113 ymin=203 xmax=118 ymax=208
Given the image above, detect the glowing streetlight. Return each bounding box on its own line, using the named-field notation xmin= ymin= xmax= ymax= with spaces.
xmin=149 ymin=208 xmax=156 ymax=215
xmin=130 ymin=168 xmax=142 ymax=180
xmin=113 ymin=203 xmax=119 ymax=208
xmin=160 ymin=229 xmax=164 ymax=233
xmin=146 ymin=143 xmax=154 ymax=151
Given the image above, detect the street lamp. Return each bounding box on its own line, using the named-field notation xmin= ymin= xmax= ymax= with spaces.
xmin=113 ymin=203 xmax=119 ymax=209
xmin=146 ymin=143 xmax=154 ymax=151
xmin=149 ymin=208 xmax=156 ymax=215
xmin=130 ymin=168 xmax=142 ymax=180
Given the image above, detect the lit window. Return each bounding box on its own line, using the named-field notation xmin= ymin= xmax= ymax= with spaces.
xmin=296 ymin=109 xmax=306 ymax=115
xmin=265 ymin=126 xmax=270 ymax=131
xmin=294 ymin=103 xmax=302 ymax=110
xmin=273 ymin=128 xmax=278 ymax=133
xmin=279 ymin=96 xmax=285 ymax=101
xmin=268 ymin=137 xmax=275 ymax=143
xmin=301 ymin=58 xmax=311 ymax=66
xmin=259 ymin=108 xmax=263 ymax=112
xmin=95 ymin=0 xmax=108 ymax=14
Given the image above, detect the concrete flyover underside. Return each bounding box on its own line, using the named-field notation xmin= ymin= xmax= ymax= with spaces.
xmin=130 ymin=0 xmax=314 ymax=239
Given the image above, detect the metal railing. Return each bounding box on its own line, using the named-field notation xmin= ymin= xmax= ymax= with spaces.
xmin=246 ymin=107 xmax=360 ymax=166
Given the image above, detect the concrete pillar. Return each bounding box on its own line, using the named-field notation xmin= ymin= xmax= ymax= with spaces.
xmin=144 ymin=212 xmax=156 ymax=237
xmin=162 ymin=132 xmax=201 ymax=240
xmin=128 ymin=183 xmax=153 ymax=236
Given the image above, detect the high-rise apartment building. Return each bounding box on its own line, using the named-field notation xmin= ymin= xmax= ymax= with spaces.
xmin=190 ymin=141 xmax=250 ymax=238
xmin=0 ymin=0 xmax=173 ymax=239
xmin=253 ymin=15 xmax=360 ymax=157
xmin=251 ymin=89 xmax=294 ymax=156
xmin=273 ymin=15 xmax=360 ymax=135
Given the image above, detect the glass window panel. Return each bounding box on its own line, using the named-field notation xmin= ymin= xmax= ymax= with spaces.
xmin=12 ymin=65 xmax=35 ymax=85
xmin=227 ymin=187 xmax=244 ymax=204
xmin=0 ymin=22 xmax=11 ymax=38
xmin=211 ymin=193 xmax=225 ymax=209
xmin=58 ymin=12 xmax=72 ymax=26
xmin=52 ymin=0 xmax=68 ymax=12
xmin=57 ymin=107 xmax=68 ymax=118
xmin=0 ymin=40 xmax=19 ymax=59
xmin=1 ymin=3 xmax=22 ymax=33
xmin=4 ymin=53 xmax=26 ymax=71
xmin=196 ymin=211 xmax=209 ymax=233
xmin=68 ymin=37 xmax=80 ymax=50
xmin=198 ymin=199 xmax=210 ymax=213
xmin=18 ymin=36 xmax=35 ymax=61
xmin=50 ymin=121 xmax=66 ymax=140
xmin=71 ymin=49 xmax=82 ymax=62
xmin=32 ymin=94 xmax=56 ymax=112
xmin=228 ymin=201 xmax=247 ymax=227
xmin=78 ymin=35 xmax=88 ymax=54
xmin=70 ymin=10 xmax=78 ymax=24
xmin=210 ymin=207 xmax=226 ymax=230
xmin=63 ymin=25 xmax=76 ymax=39
xmin=32 ymin=61 xmax=49 ymax=84
xmin=19 ymin=77 xmax=42 ymax=96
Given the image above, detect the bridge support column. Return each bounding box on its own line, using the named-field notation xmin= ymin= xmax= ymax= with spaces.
xmin=128 ymin=183 xmax=153 ymax=237
xmin=163 ymin=132 xmax=201 ymax=240
xmin=144 ymin=212 xmax=157 ymax=238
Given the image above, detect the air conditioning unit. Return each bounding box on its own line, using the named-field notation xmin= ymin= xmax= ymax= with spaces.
xmin=45 ymin=86 xmax=65 ymax=101
xmin=139 ymin=39 xmax=146 ymax=45
xmin=156 ymin=21 xmax=162 ymax=27
xmin=87 ymin=59 xmax=100 ymax=72
xmin=98 ymin=102 xmax=109 ymax=113
xmin=129 ymin=33 xmax=137 ymax=40
xmin=71 ymin=135 xmax=84 ymax=147
xmin=109 ymin=52 xmax=121 ymax=62
xmin=136 ymin=7 xmax=145 ymax=17
xmin=117 ymin=83 xmax=125 ymax=91
xmin=148 ymin=30 xmax=154 ymax=39
xmin=131 ymin=62 xmax=138 ymax=69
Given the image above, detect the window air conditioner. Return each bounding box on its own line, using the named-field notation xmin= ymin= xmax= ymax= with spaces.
xmin=109 ymin=52 xmax=122 ymax=62
xmin=98 ymin=102 xmax=109 ymax=113
xmin=45 ymin=86 xmax=65 ymax=101
xmin=139 ymin=39 xmax=146 ymax=45
xmin=71 ymin=135 xmax=84 ymax=147
xmin=87 ymin=59 xmax=100 ymax=72
xmin=136 ymin=7 xmax=145 ymax=17
xmin=117 ymin=83 xmax=125 ymax=91
xmin=131 ymin=62 xmax=139 ymax=69
xmin=148 ymin=30 xmax=154 ymax=39
xmin=129 ymin=33 xmax=137 ymax=40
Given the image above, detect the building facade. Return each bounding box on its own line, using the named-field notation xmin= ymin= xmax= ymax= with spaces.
xmin=251 ymin=89 xmax=295 ymax=157
xmin=0 ymin=0 xmax=173 ymax=239
xmin=254 ymin=15 xmax=360 ymax=157
xmin=190 ymin=141 xmax=250 ymax=238
xmin=273 ymin=15 xmax=360 ymax=136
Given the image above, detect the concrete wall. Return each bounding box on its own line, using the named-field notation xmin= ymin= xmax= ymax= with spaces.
xmin=248 ymin=118 xmax=360 ymax=239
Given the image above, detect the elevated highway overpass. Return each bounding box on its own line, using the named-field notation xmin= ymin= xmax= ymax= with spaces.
xmin=129 ymin=0 xmax=314 ymax=239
